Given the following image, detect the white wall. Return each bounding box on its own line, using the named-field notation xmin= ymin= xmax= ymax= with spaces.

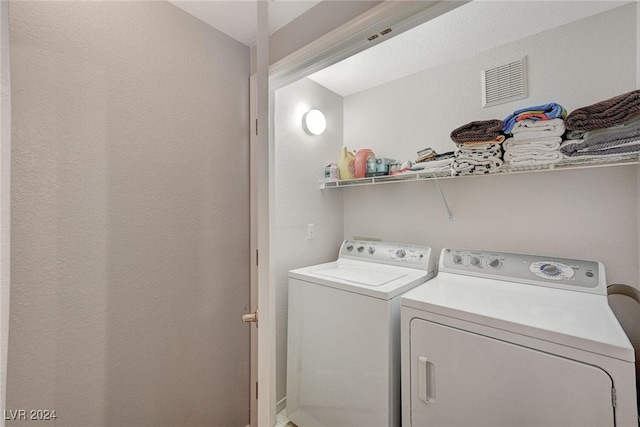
xmin=342 ymin=4 xmax=639 ymax=287
xmin=343 ymin=166 xmax=637 ymax=286
xmin=344 ymin=4 xmax=637 ymax=161
xmin=273 ymin=78 xmax=344 ymax=409
xmin=8 ymin=2 xmax=250 ymax=426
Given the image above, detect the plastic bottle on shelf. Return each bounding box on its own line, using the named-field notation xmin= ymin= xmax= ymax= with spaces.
xmin=354 ymin=149 xmax=376 ymax=178
xmin=338 ymin=146 xmax=355 ymax=180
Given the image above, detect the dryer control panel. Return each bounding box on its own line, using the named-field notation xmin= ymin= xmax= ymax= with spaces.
xmin=340 ymin=240 xmax=433 ymax=271
xmin=439 ymin=248 xmax=605 ymax=295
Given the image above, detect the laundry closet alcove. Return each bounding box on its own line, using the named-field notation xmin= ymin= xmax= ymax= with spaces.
xmin=271 ymin=1 xmax=640 ymax=418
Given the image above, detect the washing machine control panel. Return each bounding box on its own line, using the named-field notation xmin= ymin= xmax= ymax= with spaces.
xmin=440 ymin=248 xmax=604 ymax=294
xmin=340 ymin=240 xmax=432 ymax=270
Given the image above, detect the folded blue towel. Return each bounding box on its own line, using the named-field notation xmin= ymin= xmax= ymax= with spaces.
xmin=502 ymin=103 xmax=566 ymax=134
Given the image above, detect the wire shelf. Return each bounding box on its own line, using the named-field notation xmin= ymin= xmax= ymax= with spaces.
xmin=319 ymin=154 xmax=640 ymax=189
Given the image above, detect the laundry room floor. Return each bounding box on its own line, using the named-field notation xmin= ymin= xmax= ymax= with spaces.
xmin=276 ymin=409 xmax=296 ymax=427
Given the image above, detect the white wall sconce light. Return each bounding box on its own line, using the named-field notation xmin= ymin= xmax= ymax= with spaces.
xmin=302 ymin=109 xmax=327 ymax=135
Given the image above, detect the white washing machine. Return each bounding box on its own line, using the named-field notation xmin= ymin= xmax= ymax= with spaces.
xmin=401 ymin=248 xmax=638 ymax=427
xmin=286 ymin=239 xmax=434 ymax=427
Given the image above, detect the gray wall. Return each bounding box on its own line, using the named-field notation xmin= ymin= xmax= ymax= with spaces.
xmin=8 ymin=2 xmax=250 ymax=426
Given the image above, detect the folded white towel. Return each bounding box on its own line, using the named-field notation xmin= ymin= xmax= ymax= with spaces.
xmin=511 ymin=118 xmax=565 ymax=131
xmin=511 ymin=118 xmax=565 ymax=141
xmin=513 ymin=131 xmax=563 ymax=141
xmin=504 ymin=137 xmax=561 ymax=151
xmin=504 ymin=150 xmax=564 ymax=165
xmin=411 ymin=158 xmax=454 ymax=170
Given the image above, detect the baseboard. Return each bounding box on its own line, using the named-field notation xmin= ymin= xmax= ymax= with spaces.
xmin=276 ymin=396 xmax=286 ymax=416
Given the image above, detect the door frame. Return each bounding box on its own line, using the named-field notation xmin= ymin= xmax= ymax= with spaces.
xmin=252 ymin=1 xmax=276 ymax=427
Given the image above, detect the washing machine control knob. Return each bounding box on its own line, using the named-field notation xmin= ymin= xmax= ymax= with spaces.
xmin=451 ymin=255 xmax=463 ymax=264
xmin=469 ymin=257 xmax=481 ymax=266
xmin=368 ymin=247 xmax=375 ymax=255
xmin=529 ymin=261 xmax=574 ymax=280
xmin=488 ymin=258 xmax=501 ymax=269
xmin=395 ymin=249 xmax=406 ymax=259
xmin=346 ymin=245 xmax=354 ymax=252
xmin=357 ymin=246 xmax=364 ymax=253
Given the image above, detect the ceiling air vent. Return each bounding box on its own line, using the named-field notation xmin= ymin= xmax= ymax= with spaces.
xmin=481 ymin=57 xmax=528 ymax=108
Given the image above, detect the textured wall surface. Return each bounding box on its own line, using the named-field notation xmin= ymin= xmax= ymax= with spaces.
xmin=8 ymin=2 xmax=250 ymax=426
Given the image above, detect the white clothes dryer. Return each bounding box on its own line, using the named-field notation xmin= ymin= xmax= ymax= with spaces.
xmin=401 ymin=248 xmax=638 ymax=427
xmin=287 ymin=240 xmax=434 ymax=427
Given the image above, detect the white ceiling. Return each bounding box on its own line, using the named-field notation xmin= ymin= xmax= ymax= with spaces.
xmin=308 ymin=1 xmax=632 ymax=97
xmin=168 ymin=1 xmax=633 ymax=96
xmin=168 ymin=0 xmax=321 ymax=47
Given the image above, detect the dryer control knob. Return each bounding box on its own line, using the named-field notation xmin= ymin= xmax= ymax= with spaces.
xmin=396 ymin=249 xmax=406 ymax=259
xmin=346 ymin=245 xmax=354 ymax=252
xmin=368 ymin=247 xmax=375 ymax=255
xmin=469 ymin=257 xmax=481 ymax=266
xmin=488 ymin=258 xmax=501 ymax=269
xmin=357 ymin=246 xmax=364 ymax=253
xmin=451 ymin=255 xmax=462 ymax=264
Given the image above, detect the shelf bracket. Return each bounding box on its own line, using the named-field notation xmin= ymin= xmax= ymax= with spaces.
xmin=433 ymin=177 xmax=453 ymax=221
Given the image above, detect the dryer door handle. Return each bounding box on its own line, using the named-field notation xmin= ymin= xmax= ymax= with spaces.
xmin=418 ymin=356 xmax=436 ymax=404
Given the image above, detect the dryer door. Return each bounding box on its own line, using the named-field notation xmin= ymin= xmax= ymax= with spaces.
xmin=409 ymin=319 xmax=615 ymax=427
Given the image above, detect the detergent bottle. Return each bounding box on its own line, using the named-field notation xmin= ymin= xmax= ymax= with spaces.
xmin=354 ymin=149 xmax=376 ymax=178
xmin=338 ymin=146 xmax=355 ymax=180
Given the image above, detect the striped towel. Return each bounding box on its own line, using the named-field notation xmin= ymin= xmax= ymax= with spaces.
xmin=560 ymin=115 xmax=640 ymax=157
xmin=450 ymin=120 xmax=504 ymax=144
xmin=451 ymin=143 xmax=503 ymax=176
xmin=503 ymin=103 xmax=567 ymax=134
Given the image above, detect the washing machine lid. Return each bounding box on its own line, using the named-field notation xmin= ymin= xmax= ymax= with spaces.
xmin=310 ymin=264 xmax=405 ymax=287
xmin=401 ymin=272 xmax=634 ymax=362
xmin=290 ymin=259 xmax=432 ymax=300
